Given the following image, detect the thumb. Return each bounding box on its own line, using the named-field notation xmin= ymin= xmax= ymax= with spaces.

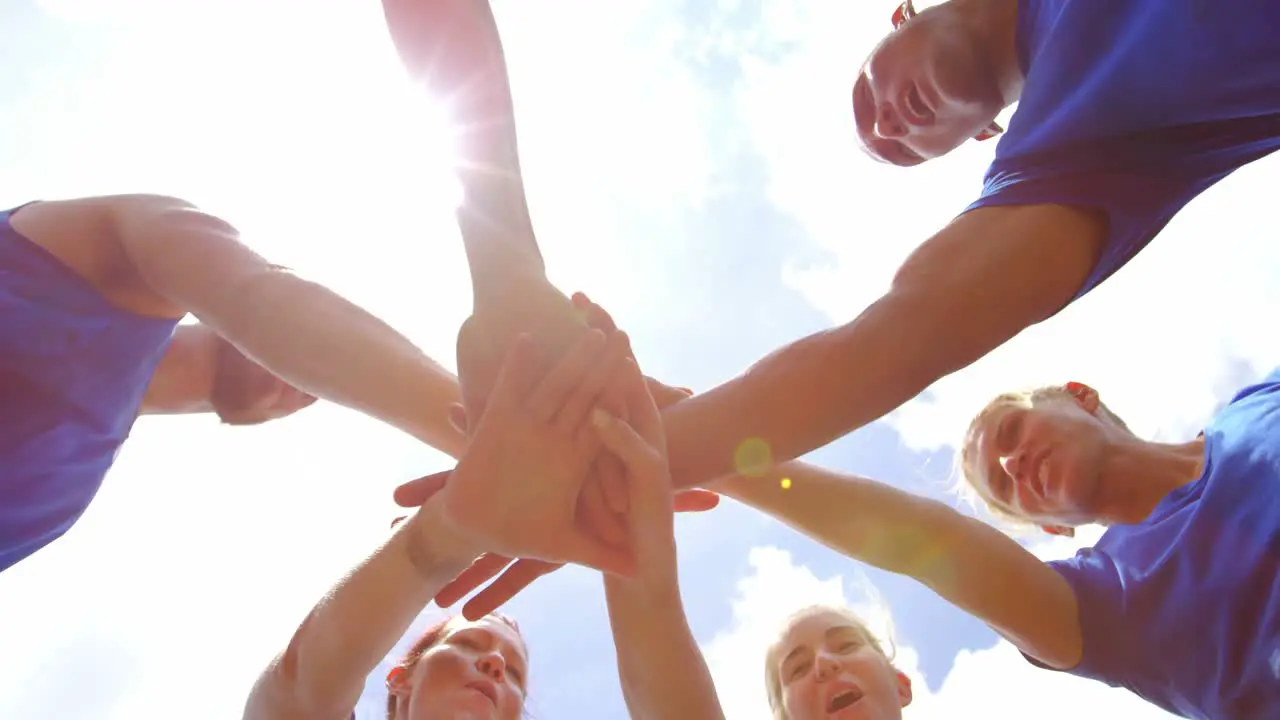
xmin=591 ymin=408 xmax=658 ymax=473
xmin=393 ymin=469 xmax=451 ymax=508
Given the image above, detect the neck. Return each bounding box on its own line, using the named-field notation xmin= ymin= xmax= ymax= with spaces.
xmin=958 ymin=0 xmax=1024 ymax=106
xmin=1095 ymin=435 xmax=1205 ymax=525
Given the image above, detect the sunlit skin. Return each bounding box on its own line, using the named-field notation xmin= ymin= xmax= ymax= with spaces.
xmin=967 ymin=385 xmax=1207 ymax=534
xmin=852 ymin=0 xmax=1022 ymax=166
xmin=389 ymin=615 xmax=529 ymax=720
xmin=771 ymin=609 xmax=911 ymax=720
xmin=381 ymin=0 xmax=631 ymax=545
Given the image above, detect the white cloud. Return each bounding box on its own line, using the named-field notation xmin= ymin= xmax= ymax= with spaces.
xmin=704 ymin=545 xmax=1179 ymax=720
xmin=734 ymin=0 xmax=1280 ymax=452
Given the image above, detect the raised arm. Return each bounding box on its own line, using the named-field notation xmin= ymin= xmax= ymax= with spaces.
xmin=603 ymin=571 xmax=724 ymax=720
xmin=103 ymin=193 xmax=467 ymax=457
xmin=380 ymin=0 xmax=542 ymax=307
xmin=243 ymin=497 xmax=479 ymax=720
xmin=709 ymin=461 xmax=1082 ymax=669
xmin=663 ymin=203 xmax=1106 ymax=486
xmin=594 ymin=363 xmax=725 ymax=720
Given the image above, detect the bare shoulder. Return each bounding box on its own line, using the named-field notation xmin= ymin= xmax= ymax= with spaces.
xmin=8 ymin=194 xmax=197 ymax=318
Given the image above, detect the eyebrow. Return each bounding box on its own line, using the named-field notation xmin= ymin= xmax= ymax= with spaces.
xmin=780 ymin=625 xmax=860 ymax=666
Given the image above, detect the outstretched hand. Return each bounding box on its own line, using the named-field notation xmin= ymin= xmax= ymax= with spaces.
xmin=431 ymin=327 xmax=637 ymax=576
xmin=391 ymin=299 xmax=715 ymax=619
xmin=591 ymin=354 xmax=680 ymax=582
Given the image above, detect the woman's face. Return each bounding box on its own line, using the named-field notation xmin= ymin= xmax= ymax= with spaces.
xmin=404 ymin=615 xmax=528 ymax=720
xmin=772 ymin=609 xmax=911 ymax=720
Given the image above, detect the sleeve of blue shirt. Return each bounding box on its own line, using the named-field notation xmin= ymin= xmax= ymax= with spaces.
xmin=966 ymin=117 xmax=1280 ymax=302
xmin=966 ymin=150 xmax=1214 ymax=302
xmin=1025 ymin=550 xmax=1138 ymax=688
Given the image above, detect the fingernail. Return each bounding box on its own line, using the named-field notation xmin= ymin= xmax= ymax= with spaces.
xmin=591 ymin=408 xmax=611 ymax=428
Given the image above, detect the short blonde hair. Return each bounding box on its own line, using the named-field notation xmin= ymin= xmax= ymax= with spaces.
xmin=957 ymin=385 xmax=1132 ymax=523
xmin=764 ymin=605 xmax=893 ymax=720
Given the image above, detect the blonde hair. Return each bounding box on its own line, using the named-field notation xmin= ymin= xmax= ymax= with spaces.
xmin=764 ymin=605 xmax=894 ymax=720
xmin=957 ymin=384 xmax=1132 ymax=523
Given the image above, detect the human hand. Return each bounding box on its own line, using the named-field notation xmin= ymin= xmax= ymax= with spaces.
xmin=590 ymin=355 xmax=679 ymax=583
xmin=397 ymin=377 xmax=711 ymax=620
xmin=435 ymin=327 xmax=635 ymax=575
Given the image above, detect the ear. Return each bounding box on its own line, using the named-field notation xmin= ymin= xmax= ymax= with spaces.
xmin=1063 ymin=381 xmax=1100 ymax=413
xmin=385 ymin=665 xmax=411 ymax=696
xmin=895 ymin=669 xmax=913 ymax=707
xmin=447 ymin=403 xmax=468 ymax=434
xmin=1041 ymin=524 xmax=1075 ymax=538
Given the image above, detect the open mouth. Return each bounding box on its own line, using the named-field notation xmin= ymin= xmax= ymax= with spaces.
xmin=827 ymin=687 xmax=864 ymax=713
xmin=903 ymin=83 xmax=933 ymax=125
xmin=466 ymin=681 xmax=497 ymax=706
xmin=1033 ymin=450 xmax=1051 ymax=498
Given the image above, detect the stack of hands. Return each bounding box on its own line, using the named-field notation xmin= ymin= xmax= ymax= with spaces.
xmin=395 ymin=293 xmax=719 ymax=616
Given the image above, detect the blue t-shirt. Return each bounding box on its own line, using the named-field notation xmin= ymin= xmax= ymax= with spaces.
xmin=1046 ymin=368 xmax=1280 ymax=718
xmin=0 ymin=204 xmax=179 ymax=572
xmin=968 ymin=0 xmax=1280 ymax=298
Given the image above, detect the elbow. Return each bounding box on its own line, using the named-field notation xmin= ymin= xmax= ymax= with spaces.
xmin=244 ymin=654 xmax=308 ymax=720
xmin=245 ymin=644 xmax=347 ymax=720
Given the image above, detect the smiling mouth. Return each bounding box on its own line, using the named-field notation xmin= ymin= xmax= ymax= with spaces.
xmin=903 ymin=84 xmax=932 ymax=125
xmin=466 ymin=682 xmax=497 ymax=706
xmin=828 ymin=687 xmax=863 ymax=712
xmin=1033 ymin=451 xmax=1052 ymax=498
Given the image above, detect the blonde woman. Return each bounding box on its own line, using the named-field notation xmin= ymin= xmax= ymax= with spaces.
xmin=765 ymin=604 xmax=912 ymax=719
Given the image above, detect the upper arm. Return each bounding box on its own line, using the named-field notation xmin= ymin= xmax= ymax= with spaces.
xmin=924 ymin=504 xmax=1083 ymax=669
xmin=106 ymin=194 xmax=282 ymax=323
xmin=884 ymin=203 xmax=1107 ymax=379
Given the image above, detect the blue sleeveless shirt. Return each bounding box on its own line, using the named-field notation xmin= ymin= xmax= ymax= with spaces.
xmin=0 ymin=204 xmax=179 ymax=572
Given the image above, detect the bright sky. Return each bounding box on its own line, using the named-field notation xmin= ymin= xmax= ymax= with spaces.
xmin=1 ymin=0 xmax=1276 ymax=718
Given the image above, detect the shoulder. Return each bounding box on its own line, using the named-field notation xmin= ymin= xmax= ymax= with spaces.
xmin=9 ymin=195 xmax=209 ymax=319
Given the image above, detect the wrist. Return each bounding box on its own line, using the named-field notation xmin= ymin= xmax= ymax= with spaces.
xmin=405 ymin=495 xmax=483 ymax=580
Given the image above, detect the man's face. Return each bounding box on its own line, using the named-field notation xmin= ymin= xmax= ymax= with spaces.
xmin=211 ymin=339 xmax=316 ymax=425
xmin=853 ymin=5 xmax=1004 ymax=165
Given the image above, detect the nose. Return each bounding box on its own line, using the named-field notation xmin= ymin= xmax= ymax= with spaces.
xmin=814 ymin=653 xmax=840 ymax=682
xmin=476 ymin=652 xmax=506 ymax=682
xmin=1001 ymin=451 xmax=1025 ymax=483
xmin=875 ymin=102 xmax=908 ymax=138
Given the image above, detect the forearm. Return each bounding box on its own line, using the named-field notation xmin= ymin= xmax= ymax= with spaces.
xmin=245 ymin=500 xmax=476 ymax=720
xmin=708 ymin=462 xmax=964 ymax=583
xmin=663 ymin=291 xmax=954 ymax=487
xmin=604 ymin=575 xmax=725 ymax=720
xmin=381 ymin=0 xmax=543 ymax=299
xmin=210 ymin=269 xmax=467 ymax=457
